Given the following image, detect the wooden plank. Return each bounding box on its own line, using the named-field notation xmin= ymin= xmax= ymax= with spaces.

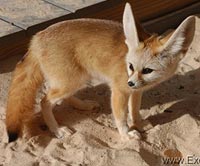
xmin=43 ymin=0 xmax=106 ymax=13
xmin=0 ymin=0 xmax=69 ymax=29
xmin=0 ymin=20 xmax=22 ymax=37
xmin=128 ymin=0 xmax=199 ymax=21
xmin=0 ymin=30 xmax=28 ymax=60
xmin=89 ymin=0 xmax=200 ymax=22
xmin=70 ymin=0 xmax=123 ymax=19
xmin=81 ymin=0 xmax=200 ymax=23
xmin=143 ymin=2 xmax=200 ymax=34
xmin=82 ymin=0 xmax=124 ymax=21
xmin=26 ymin=13 xmax=74 ymax=36
xmin=0 ymin=36 xmax=29 ymax=60
xmin=0 ymin=19 xmax=28 ymax=60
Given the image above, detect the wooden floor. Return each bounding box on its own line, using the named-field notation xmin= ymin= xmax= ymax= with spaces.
xmin=0 ymin=0 xmax=199 ymax=60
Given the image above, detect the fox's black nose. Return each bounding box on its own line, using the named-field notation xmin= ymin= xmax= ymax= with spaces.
xmin=128 ymin=81 xmax=135 ymax=87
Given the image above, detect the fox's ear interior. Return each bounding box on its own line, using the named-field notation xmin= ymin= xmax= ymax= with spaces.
xmin=123 ymin=3 xmax=139 ymax=49
xmin=161 ymin=16 xmax=196 ymax=56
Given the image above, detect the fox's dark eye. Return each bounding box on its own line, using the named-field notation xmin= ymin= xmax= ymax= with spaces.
xmin=142 ymin=68 xmax=153 ymax=74
xmin=129 ymin=63 xmax=134 ymax=71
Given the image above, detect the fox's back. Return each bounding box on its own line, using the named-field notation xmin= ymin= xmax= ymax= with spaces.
xmin=30 ymin=18 xmax=128 ymax=79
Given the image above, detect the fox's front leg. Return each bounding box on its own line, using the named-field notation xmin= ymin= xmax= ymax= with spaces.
xmin=129 ymin=90 xmax=142 ymax=128
xmin=111 ymin=88 xmax=129 ymax=138
xmin=129 ymin=90 xmax=152 ymax=131
xmin=111 ymin=88 xmax=140 ymax=140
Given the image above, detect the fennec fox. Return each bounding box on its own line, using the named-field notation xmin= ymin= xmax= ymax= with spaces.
xmin=6 ymin=3 xmax=195 ymax=142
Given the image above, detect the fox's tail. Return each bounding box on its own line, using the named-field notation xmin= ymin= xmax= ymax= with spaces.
xmin=6 ymin=52 xmax=43 ymax=142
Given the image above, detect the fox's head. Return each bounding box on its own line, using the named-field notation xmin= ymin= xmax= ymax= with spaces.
xmin=123 ymin=3 xmax=195 ymax=90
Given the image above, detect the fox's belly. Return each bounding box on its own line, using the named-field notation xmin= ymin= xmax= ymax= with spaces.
xmin=87 ymin=71 xmax=111 ymax=87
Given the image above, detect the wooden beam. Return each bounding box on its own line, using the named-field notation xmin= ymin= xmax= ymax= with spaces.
xmin=128 ymin=0 xmax=199 ymax=22
xmin=143 ymin=2 xmax=200 ymax=34
xmin=0 ymin=20 xmax=28 ymax=60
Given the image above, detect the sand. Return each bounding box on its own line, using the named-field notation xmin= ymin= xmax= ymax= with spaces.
xmin=0 ymin=16 xmax=200 ymax=166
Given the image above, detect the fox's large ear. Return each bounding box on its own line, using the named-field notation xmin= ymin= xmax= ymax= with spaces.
xmin=160 ymin=16 xmax=195 ymax=56
xmin=123 ymin=3 xmax=139 ymax=49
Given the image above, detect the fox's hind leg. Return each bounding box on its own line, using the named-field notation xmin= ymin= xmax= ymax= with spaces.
xmin=40 ymin=67 xmax=90 ymax=138
xmin=65 ymin=96 xmax=100 ymax=111
xmin=41 ymin=89 xmax=74 ymax=138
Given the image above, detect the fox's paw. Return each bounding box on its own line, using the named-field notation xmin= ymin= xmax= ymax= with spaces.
xmin=54 ymin=127 xmax=74 ymax=139
xmin=121 ymin=129 xmax=142 ymax=141
xmin=82 ymin=100 xmax=100 ymax=111
xmin=121 ymin=129 xmax=141 ymax=141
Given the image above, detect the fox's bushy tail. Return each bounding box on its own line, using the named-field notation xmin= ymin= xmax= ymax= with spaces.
xmin=6 ymin=52 xmax=43 ymax=142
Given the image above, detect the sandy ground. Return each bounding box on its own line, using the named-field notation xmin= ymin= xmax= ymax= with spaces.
xmin=0 ymin=16 xmax=200 ymax=166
